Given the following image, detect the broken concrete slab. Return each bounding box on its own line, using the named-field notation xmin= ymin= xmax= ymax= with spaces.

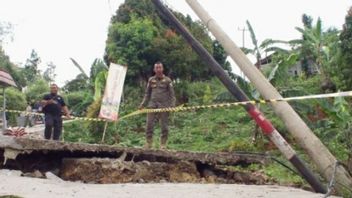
xmin=0 ymin=136 xmax=273 ymax=186
xmin=45 ymin=172 xmax=63 ymax=182
xmin=0 ymin=136 xmax=268 ymax=168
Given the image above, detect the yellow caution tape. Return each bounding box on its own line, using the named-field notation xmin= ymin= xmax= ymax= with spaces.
xmin=0 ymin=109 xmax=107 ymax=123
xmin=1 ymin=91 xmax=352 ymax=123
xmin=119 ymin=91 xmax=352 ymax=119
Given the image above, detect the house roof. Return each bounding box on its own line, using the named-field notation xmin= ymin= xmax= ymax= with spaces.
xmin=0 ymin=70 xmax=17 ymax=87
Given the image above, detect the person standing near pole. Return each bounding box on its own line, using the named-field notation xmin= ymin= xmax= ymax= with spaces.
xmin=139 ymin=62 xmax=176 ymax=149
xmin=41 ymin=84 xmax=70 ymax=140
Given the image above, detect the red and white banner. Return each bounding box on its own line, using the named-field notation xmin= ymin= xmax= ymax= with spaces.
xmin=99 ymin=63 xmax=127 ymax=121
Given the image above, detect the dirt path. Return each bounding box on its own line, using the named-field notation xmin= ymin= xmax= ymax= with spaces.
xmin=0 ymin=170 xmax=336 ymax=198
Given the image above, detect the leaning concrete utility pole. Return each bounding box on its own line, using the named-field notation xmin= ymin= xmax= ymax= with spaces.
xmin=185 ymin=0 xmax=352 ymax=193
xmin=151 ymin=0 xmax=326 ymax=193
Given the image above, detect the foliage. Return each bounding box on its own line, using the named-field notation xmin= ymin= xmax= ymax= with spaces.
xmin=0 ymin=47 xmax=26 ymax=88
xmin=314 ymin=97 xmax=352 ymax=160
xmin=105 ymin=0 xmax=225 ymax=85
xmin=22 ymin=49 xmax=41 ymax=84
xmin=65 ymin=80 xmax=255 ymax=150
xmin=292 ymin=14 xmax=340 ymax=83
xmin=213 ymin=40 xmax=235 ymax=79
xmin=0 ymin=21 xmax=13 ymax=44
xmin=267 ymin=53 xmax=299 ymax=85
xmin=263 ymin=162 xmax=305 ymax=186
xmin=90 ymin=59 xmax=108 ymax=86
xmin=24 ymin=78 xmax=49 ymax=102
xmin=295 ymin=17 xmax=325 ymax=75
xmin=112 ymin=0 xmax=158 ymax=24
xmin=65 ymin=91 xmax=93 ymax=116
xmin=338 ymin=7 xmax=352 ymax=90
xmin=302 ymin=14 xmax=313 ymax=28
xmin=70 ymin=58 xmax=89 ymax=78
xmin=0 ymin=88 xmax=27 ymax=125
xmin=84 ymin=97 xmax=106 ymax=142
xmin=1 ymin=3 xmax=348 ymax=191
xmin=43 ymin=62 xmax=57 ymax=83
xmin=202 ymin=85 xmax=213 ymax=104
xmin=93 ymin=70 xmax=107 ymax=101
xmin=3 ymin=88 xmax=27 ymax=111
xmin=63 ymin=121 xmax=96 ymax=143
xmin=63 ymin=74 xmax=351 ymax=190
xmin=63 ymin=74 xmax=89 ymax=92
xmin=246 ymin=20 xmax=262 ymax=65
xmin=106 ymin=16 xmax=157 ymax=84
xmin=243 ymin=20 xmax=289 ymax=68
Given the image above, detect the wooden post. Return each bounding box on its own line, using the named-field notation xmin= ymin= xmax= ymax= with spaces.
xmin=2 ymin=88 xmax=7 ymax=130
xmin=185 ymin=0 xmax=352 ymax=194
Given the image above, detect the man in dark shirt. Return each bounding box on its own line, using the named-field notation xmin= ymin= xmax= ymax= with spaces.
xmin=41 ymin=84 xmax=70 ymax=140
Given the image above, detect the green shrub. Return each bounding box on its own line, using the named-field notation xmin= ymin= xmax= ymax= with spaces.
xmin=24 ymin=78 xmax=49 ymax=102
xmin=65 ymin=91 xmax=93 ymax=116
xmin=0 ymin=87 xmax=27 ymax=125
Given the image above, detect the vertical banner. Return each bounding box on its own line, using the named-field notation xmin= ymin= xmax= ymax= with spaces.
xmin=99 ymin=63 xmax=127 ymax=121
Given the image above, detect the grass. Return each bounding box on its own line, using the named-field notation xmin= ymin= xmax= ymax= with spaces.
xmin=63 ymin=104 xmax=309 ymax=187
xmin=62 ymin=79 xmax=351 ymax=192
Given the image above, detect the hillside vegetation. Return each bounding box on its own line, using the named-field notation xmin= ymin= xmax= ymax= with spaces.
xmin=0 ymin=0 xmax=351 ymax=192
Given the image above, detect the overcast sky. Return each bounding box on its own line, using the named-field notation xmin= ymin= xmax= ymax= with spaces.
xmin=0 ymin=0 xmax=350 ymax=86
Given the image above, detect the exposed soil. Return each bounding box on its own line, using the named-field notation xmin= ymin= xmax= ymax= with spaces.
xmin=0 ymin=136 xmax=337 ymax=197
xmin=0 ymin=136 xmax=272 ymax=185
xmin=59 ymin=158 xmax=269 ymax=184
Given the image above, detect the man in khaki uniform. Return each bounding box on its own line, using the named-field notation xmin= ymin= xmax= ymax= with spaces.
xmin=139 ymin=62 xmax=176 ymax=149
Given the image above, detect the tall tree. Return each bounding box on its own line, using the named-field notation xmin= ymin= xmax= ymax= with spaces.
xmin=43 ymin=62 xmax=57 ymax=83
xmin=105 ymin=0 xmax=219 ymax=85
xmin=242 ymin=20 xmax=289 ymax=69
xmin=339 ymin=7 xmax=352 ymax=90
xmin=246 ymin=20 xmax=262 ymax=68
xmin=295 ymin=17 xmax=324 ymax=75
xmin=23 ymin=49 xmax=41 ymax=83
xmin=0 ymin=22 xmax=25 ymax=88
xmin=70 ymin=58 xmax=89 ymax=79
xmin=90 ymin=58 xmax=108 ymax=84
xmin=63 ymin=74 xmax=90 ymax=92
xmin=292 ymin=15 xmax=340 ymax=92
xmin=25 ymin=78 xmax=49 ymax=102
xmin=302 ymin=14 xmax=313 ymax=29
xmin=89 ymin=58 xmax=108 ymax=99
xmin=106 ymin=16 xmax=157 ymax=85
xmin=0 ymin=21 xmax=13 ymax=44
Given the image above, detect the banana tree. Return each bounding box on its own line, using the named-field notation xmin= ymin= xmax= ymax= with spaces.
xmin=292 ymin=16 xmax=339 ymax=78
xmin=93 ymin=70 xmax=108 ymax=101
xmin=242 ymin=20 xmax=289 ymax=69
xmin=294 ymin=18 xmax=324 ymax=75
xmin=69 ymin=58 xmax=108 ymax=101
xmin=70 ymin=58 xmax=89 ymax=79
xmin=292 ymin=16 xmax=341 ymax=93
